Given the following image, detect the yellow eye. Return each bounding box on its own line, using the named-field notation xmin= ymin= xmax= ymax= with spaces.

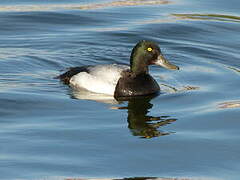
xmin=147 ymin=47 xmax=153 ymax=52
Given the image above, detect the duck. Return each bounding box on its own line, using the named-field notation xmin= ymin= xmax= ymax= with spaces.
xmin=58 ymin=40 xmax=179 ymax=98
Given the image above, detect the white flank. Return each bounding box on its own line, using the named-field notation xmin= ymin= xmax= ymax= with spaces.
xmin=69 ymin=64 xmax=129 ymax=95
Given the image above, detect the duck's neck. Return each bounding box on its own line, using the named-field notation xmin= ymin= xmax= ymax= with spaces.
xmin=130 ymin=54 xmax=149 ymax=75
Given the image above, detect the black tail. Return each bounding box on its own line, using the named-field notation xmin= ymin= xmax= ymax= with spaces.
xmin=57 ymin=66 xmax=91 ymax=84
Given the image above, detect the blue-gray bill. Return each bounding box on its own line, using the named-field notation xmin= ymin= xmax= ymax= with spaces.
xmin=154 ymin=54 xmax=179 ymax=70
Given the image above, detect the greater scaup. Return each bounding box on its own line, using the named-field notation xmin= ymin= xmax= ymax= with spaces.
xmin=58 ymin=40 xmax=179 ymax=98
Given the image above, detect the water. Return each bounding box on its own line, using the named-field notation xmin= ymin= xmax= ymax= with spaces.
xmin=0 ymin=0 xmax=240 ymax=179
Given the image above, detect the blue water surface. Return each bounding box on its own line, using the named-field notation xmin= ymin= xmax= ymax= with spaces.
xmin=0 ymin=0 xmax=240 ymax=179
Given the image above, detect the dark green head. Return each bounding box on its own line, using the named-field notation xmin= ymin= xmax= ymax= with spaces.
xmin=130 ymin=40 xmax=179 ymax=74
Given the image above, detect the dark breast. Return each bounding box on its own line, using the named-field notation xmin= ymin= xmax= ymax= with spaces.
xmin=114 ymin=72 xmax=160 ymax=98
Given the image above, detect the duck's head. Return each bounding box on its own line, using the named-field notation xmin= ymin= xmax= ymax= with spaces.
xmin=130 ymin=40 xmax=179 ymax=74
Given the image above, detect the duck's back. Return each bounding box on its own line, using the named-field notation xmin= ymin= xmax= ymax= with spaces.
xmin=59 ymin=64 xmax=129 ymax=95
xmin=114 ymin=71 xmax=160 ymax=98
xmin=58 ymin=66 xmax=91 ymax=84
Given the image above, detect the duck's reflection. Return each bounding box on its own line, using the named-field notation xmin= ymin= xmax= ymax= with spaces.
xmin=71 ymin=90 xmax=176 ymax=139
xmin=117 ymin=95 xmax=176 ymax=138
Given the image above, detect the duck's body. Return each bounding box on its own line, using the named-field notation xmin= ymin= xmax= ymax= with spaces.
xmin=60 ymin=64 xmax=128 ymax=95
xmin=59 ymin=40 xmax=179 ymax=98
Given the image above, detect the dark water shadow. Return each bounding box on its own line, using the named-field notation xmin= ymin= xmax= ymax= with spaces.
xmin=117 ymin=95 xmax=177 ymax=139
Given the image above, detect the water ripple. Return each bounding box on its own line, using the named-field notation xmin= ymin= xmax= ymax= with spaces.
xmin=172 ymin=13 xmax=240 ymax=23
xmin=0 ymin=0 xmax=172 ymax=12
